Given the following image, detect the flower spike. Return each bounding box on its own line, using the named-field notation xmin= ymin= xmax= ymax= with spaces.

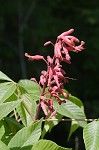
xmin=25 ymin=28 xmax=85 ymax=118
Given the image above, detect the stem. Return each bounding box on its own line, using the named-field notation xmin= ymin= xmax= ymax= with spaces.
xmin=22 ymin=100 xmax=35 ymax=120
xmin=34 ymin=102 xmax=41 ymax=120
xmin=35 ymin=76 xmax=48 ymax=120
xmin=14 ymin=109 xmax=18 ymax=121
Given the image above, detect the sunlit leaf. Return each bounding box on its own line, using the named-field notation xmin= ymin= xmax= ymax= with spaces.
xmin=0 ymin=120 xmax=5 ymax=139
xmin=0 ymin=71 xmax=12 ymax=82
xmin=18 ymin=79 xmax=40 ymax=101
xmin=0 ymin=100 xmax=21 ymax=120
xmin=8 ymin=120 xmax=42 ymax=149
xmin=0 ymin=140 xmax=9 ymax=150
xmin=16 ymin=102 xmax=27 ymax=126
xmin=32 ymin=139 xmax=72 ymax=150
xmin=68 ymin=95 xmax=84 ymax=111
xmin=0 ymin=82 xmax=16 ymax=104
xmin=83 ymin=120 xmax=99 ymax=150
xmin=54 ymin=98 xmax=87 ymax=127
xmin=16 ymin=93 xmax=37 ymax=126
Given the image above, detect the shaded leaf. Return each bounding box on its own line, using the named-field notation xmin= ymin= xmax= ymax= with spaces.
xmin=1 ymin=119 xmax=15 ymax=145
xmin=4 ymin=117 xmax=23 ymax=134
xmin=0 ymin=100 xmax=21 ymax=120
xmin=32 ymin=139 xmax=72 ymax=150
xmin=83 ymin=120 xmax=99 ymax=150
xmin=5 ymin=93 xmax=18 ymax=103
xmin=1 ymin=134 xmax=14 ymax=146
xmin=8 ymin=120 xmax=42 ymax=149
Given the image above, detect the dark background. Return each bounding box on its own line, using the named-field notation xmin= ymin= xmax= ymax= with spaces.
xmin=0 ymin=0 xmax=99 ymax=149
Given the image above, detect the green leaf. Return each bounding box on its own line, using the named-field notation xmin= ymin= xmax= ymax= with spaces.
xmin=0 ymin=120 xmax=5 ymax=139
xmin=0 ymin=82 xmax=17 ymax=104
xmin=64 ymin=95 xmax=86 ymax=139
xmin=68 ymin=95 xmax=84 ymax=111
xmin=68 ymin=120 xmax=79 ymax=141
xmin=0 ymin=71 xmax=12 ymax=81
xmin=1 ymin=134 xmax=14 ymax=146
xmin=18 ymin=79 xmax=40 ymax=101
xmin=41 ymin=113 xmax=63 ymax=138
xmin=0 ymin=140 xmax=10 ymax=150
xmin=0 ymin=120 xmax=14 ymax=145
xmin=83 ymin=120 xmax=99 ymax=150
xmin=8 ymin=120 xmax=42 ymax=149
xmin=17 ymin=102 xmax=27 ymax=126
xmin=4 ymin=117 xmax=23 ymax=134
xmin=32 ymin=139 xmax=72 ymax=150
xmin=5 ymin=93 xmax=18 ymax=103
xmin=54 ymin=99 xmax=87 ymax=128
xmin=16 ymin=93 xmax=37 ymax=126
xmin=0 ymin=100 xmax=21 ymax=120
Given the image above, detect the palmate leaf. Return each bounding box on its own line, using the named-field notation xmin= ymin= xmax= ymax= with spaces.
xmin=0 ymin=100 xmax=21 ymax=120
xmin=8 ymin=120 xmax=42 ymax=150
xmin=83 ymin=120 xmax=99 ymax=150
xmin=0 ymin=71 xmax=12 ymax=82
xmin=16 ymin=93 xmax=37 ymax=126
xmin=32 ymin=139 xmax=72 ymax=150
xmin=0 ymin=82 xmax=17 ymax=104
xmin=0 ymin=140 xmax=9 ymax=150
xmin=18 ymin=79 xmax=41 ymax=101
xmin=54 ymin=98 xmax=87 ymax=128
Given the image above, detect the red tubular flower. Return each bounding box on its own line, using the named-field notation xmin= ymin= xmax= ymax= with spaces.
xmin=25 ymin=53 xmax=48 ymax=64
xmin=54 ymin=42 xmax=62 ymax=60
xmin=44 ymin=41 xmax=54 ymax=46
xmin=25 ymin=53 xmax=44 ymax=60
xmin=47 ymin=56 xmax=53 ymax=64
xmin=74 ymin=41 xmax=85 ymax=52
xmin=58 ymin=29 xmax=74 ymax=36
xmin=40 ymin=75 xmax=46 ymax=86
xmin=40 ymin=101 xmax=48 ymax=116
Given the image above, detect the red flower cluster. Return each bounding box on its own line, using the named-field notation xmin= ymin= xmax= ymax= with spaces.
xmin=25 ymin=29 xmax=85 ymax=117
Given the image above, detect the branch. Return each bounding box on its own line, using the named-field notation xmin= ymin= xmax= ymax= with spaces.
xmin=42 ymin=118 xmax=98 ymax=122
